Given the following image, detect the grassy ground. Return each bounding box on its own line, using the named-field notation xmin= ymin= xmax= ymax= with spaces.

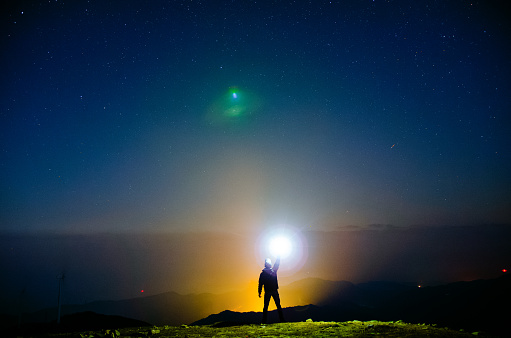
xmin=40 ymin=320 xmax=493 ymax=337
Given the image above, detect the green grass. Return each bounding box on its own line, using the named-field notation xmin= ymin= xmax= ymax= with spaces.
xmin=43 ymin=320 xmax=491 ymax=337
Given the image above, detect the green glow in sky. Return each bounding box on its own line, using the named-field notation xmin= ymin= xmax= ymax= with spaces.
xmin=206 ymin=87 xmax=260 ymax=126
xmin=225 ymin=88 xmax=245 ymax=117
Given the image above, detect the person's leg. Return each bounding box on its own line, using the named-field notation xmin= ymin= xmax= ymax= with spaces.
xmin=262 ymin=293 xmax=271 ymax=324
xmin=273 ymin=292 xmax=285 ymax=322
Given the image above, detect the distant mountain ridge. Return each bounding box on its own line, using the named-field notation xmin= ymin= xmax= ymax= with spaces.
xmin=8 ymin=278 xmax=410 ymax=327
xmin=4 ymin=274 xmax=510 ymax=336
xmin=282 ymin=278 xmax=413 ymax=308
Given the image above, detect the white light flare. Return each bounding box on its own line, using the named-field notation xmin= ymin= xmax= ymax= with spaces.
xmin=269 ymin=236 xmax=292 ymax=259
xmin=255 ymin=226 xmax=308 ymax=274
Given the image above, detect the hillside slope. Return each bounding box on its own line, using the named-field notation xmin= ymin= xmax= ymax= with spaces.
xmin=10 ymin=321 xmax=488 ymax=338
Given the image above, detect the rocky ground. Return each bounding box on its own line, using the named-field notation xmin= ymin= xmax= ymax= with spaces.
xmin=29 ymin=320 xmax=496 ymax=337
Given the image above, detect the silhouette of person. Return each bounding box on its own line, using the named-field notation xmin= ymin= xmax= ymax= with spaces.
xmin=258 ymin=256 xmax=285 ymax=323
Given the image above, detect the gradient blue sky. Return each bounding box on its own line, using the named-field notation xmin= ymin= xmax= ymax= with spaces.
xmin=1 ymin=0 xmax=510 ymax=314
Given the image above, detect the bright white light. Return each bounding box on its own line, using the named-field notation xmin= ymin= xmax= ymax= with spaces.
xmin=255 ymin=226 xmax=308 ymax=273
xmin=269 ymin=236 xmax=292 ymax=258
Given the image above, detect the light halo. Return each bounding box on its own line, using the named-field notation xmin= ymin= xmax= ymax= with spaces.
xmin=254 ymin=225 xmax=308 ymax=274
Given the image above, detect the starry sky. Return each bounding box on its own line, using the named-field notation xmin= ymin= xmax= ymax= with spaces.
xmin=1 ymin=0 xmax=510 ymax=314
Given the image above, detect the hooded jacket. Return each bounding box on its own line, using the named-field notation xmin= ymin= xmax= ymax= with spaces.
xmin=258 ymin=257 xmax=280 ymax=294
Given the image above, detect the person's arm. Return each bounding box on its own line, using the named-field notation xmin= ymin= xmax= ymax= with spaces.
xmin=273 ymin=256 xmax=281 ymax=273
xmin=258 ymin=273 xmax=263 ymax=297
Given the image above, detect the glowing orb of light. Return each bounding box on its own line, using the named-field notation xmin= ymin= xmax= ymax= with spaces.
xmin=255 ymin=226 xmax=308 ymax=274
xmin=269 ymin=236 xmax=292 ymax=259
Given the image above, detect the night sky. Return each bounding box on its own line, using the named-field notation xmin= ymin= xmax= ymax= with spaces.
xmin=1 ymin=1 xmax=510 ymax=314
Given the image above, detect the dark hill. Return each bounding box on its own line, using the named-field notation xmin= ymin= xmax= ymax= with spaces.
xmin=192 ymin=303 xmax=375 ymax=326
xmin=6 ymin=274 xmax=510 ymax=335
xmin=283 ymin=278 xmax=413 ymax=308
xmin=384 ymin=273 xmax=511 ymax=334
xmin=9 ymin=279 xmax=405 ymax=327
xmin=193 ymin=274 xmax=511 ymax=336
xmin=4 ymin=311 xmax=150 ymax=337
xmin=56 ymin=311 xmax=151 ymax=331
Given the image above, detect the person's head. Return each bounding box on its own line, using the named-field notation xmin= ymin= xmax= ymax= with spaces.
xmin=264 ymin=258 xmax=272 ymax=268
